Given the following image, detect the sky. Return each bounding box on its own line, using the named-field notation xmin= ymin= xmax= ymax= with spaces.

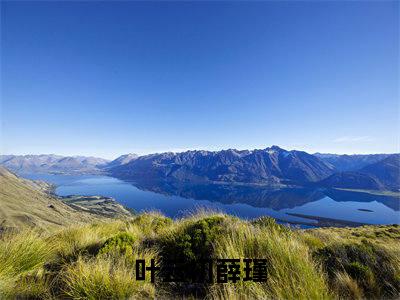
xmin=1 ymin=1 xmax=399 ymax=159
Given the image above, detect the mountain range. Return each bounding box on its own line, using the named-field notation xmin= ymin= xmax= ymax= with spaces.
xmin=0 ymin=154 xmax=109 ymax=174
xmin=314 ymin=153 xmax=391 ymax=171
xmin=102 ymin=153 xmax=138 ymax=169
xmin=320 ymin=154 xmax=400 ymax=191
xmin=1 ymin=147 xmax=399 ymax=191
xmin=109 ymin=146 xmax=335 ymax=185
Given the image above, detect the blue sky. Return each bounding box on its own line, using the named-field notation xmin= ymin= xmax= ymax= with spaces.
xmin=1 ymin=1 xmax=398 ymax=159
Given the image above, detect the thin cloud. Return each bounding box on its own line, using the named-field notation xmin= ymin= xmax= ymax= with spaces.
xmin=333 ymin=136 xmax=375 ymax=143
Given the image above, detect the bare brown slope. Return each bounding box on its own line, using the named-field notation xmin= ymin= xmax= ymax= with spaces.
xmin=0 ymin=167 xmax=101 ymax=231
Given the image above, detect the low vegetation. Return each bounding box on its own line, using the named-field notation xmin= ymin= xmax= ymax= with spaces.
xmin=0 ymin=211 xmax=398 ymax=299
xmin=0 ymin=167 xmax=134 ymax=235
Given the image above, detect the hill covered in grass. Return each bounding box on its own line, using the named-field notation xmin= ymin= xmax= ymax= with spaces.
xmin=0 ymin=166 xmax=398 ymax=299
xmin=0 ymin=167 xmax=102 ymax=232
xmin=0 ymin=211 xmax=398 ymax=299
xmin=0 ymin=167 xmax=131 ymax=232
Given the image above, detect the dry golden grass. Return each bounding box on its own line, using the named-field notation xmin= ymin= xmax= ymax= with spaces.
xmin=0 ymin=211 xmax=398 ymax=299
xmin=0 ymin=167 xmax=101 ymax=232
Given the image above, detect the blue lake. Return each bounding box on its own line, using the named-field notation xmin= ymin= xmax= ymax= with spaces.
xmin=22 ymin=173 xmax=399 ymax=227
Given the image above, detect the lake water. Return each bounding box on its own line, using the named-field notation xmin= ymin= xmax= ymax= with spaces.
xmin=22 ymin=173 xmax=399 ymax=227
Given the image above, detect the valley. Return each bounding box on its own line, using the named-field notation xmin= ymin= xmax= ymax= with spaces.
xmin=2 ymin=146 xmax=399 ymax=192
xmin=1 ymin=146 xmax=398 ymax=229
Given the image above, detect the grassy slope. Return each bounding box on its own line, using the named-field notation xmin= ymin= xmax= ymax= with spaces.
xmin=0 ymin=211 xmax=398 ymax=299
xmin=0 ymin=167 xmax=398 ymax=299
xmin=0 ymin=167 xmax=101 ymax=231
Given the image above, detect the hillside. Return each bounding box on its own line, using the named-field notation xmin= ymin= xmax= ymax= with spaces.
xmin=0 ymin=167 xmax=131 ymax=232
xmin=360 ymin=154 xmax=400 ymax=190
xmin=0 ymin=211 xmax=398 ymax=299
xmin=105 ymin=153 xmax=138 ymax=169
xmin=320 ymin=154 xmax=400 ymax=191
xmin=319 ymin=171 xmax=385 ymax=190
xmin=314 ymin=153 xmax=390 ymax=171
xmin=110 ymin=146 xmax=335 ymax=185
xmin=0 ymin=166 xmax=398 ymax=299
xmin=0 ymin=167 xmax=101 ymax=231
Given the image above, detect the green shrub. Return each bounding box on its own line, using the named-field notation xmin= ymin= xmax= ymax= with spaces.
xmin=161 ymin=216 xmax=225 ymax=285
xmin=98 ymin=232 xmax=136 ymax=257
xmin=315 ymin=241 xmax=400 ymax=297
xmin=346 ymin=261 xmax=374 ymax=285
xmin=132 ymin=213 xmax=173 ymax=235
xmin=170 ymin=216 xmax=223 ymax=260
xmin=1 ymin=213 xmax=399 ymax=299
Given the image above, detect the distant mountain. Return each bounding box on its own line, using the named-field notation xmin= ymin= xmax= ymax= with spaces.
xmin=3 ymin=149 xmax=398 ymax=192
xmin=319 ymin=171 xmax=385 ymax=190
xmin=360 ymin=154 xmax=400 ymax=190
xmin=319 ymin=154 xmax=400 ymax=191
xmin=105 ymin=153 xmax=138 ymax=169
xmin=109 ymin=146 xmax=335 ymax=185
xmin=314 ymin=153 xmax=390 ymax=171
xmin=0 ymin=154 xmax=109 ymax=175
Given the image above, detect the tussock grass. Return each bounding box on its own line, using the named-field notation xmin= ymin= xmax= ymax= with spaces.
xmin=61 ymin=254 xmax=155 ymax=299
xmin=8 ymin=269 xmax=54 ymax=299
xmin=129 ymin=210 xmax=173 ymax=238
xmin=304 ymin=225 xmax=400 ymax=299
xmin=0 ymin=230 xmax=55 ymax=298
xmin=0 ymin=230 xmax=54 ymax=276
xmin=313 ymin=241 xmax=400 ymax=298
xmin=332 ymin=271 xmax=363 ymax=299
xmin=0 ymin=212 xmax=398 ymax=299
xmin=210 ymin=219 xmax=330 ymax=299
